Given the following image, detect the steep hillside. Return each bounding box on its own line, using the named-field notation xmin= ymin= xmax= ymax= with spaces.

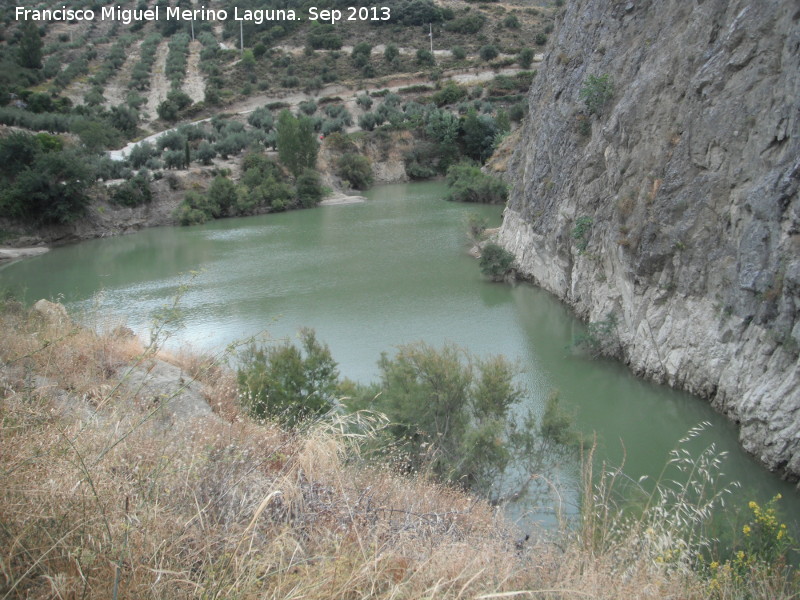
xmin=499 ymin=1 xmax=800 ymax=480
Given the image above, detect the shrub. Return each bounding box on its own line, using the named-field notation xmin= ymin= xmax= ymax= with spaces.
xmin=571 ymin=215 xmax=593 ymax=251
xmin=384 ymin=43 xmax=399 ymax=63
xmin=445 ymin=162 xmax=507 ymax=204
xmin=518 ymin=48 xmax=534 ymax=69
xmin=237 ymin=329 xmax=339 ymax=427
xmin=343 ymin=342 xmax=572 ymax=499
xmin=479 ymin=45 xmax=499 ymax=61
xmin=432 ymin=82 xmax=467 ymax=107
xmin=451 ymin=46 xmax=466 ymax=60
xmin=295 ymin=168 xmax=324 ymax=208
xmin=195 ymin=141 xmax=216 ymax=165
xmin=276 ymin=110 xmax=318 ymax=176
xmin=479 ymin=243 xmax=515 ymax=281
xmin=247 ymin=106 xmax=274 ymax=130
xmin=416 ymin=49 xmax=435 ymax=66
xmin=110 ymin=172 xmax=152 ymax=207
xmin=535 ymin=32 xmax=548 ymax=45
xmin=445 ymin=14 xmax=485 ymax=34
xmin=337 ymin=153 xmax=373 ymax=189
xmin=503 ymin=14 xmax=520 ymax=28
xmin=298 ymin=100 xmax=317 ymax=115
xmin=580 ymin=73 xmax=614 ymax=116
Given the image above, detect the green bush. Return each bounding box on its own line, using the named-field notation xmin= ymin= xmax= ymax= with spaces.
xmin=432 ymin=82 xmax=467 ymax=107
xmin=295 ymin=168 xmax=324 ymax=208
xmin=445 ymin=162 xmax=507 ymax=204
xmin=237 ymin=329 xmax=339 ymax=427
xmin=518 ymin=48 xmax=534 ymax=69
xmin=416 ymin=49 xmax=435 ymax=66
xmin=337 ymin=153 xmax=373 ymax=190
xmin=343 ymin=342 xmax=573 ymax=499
xmin=580 ymin=74 xmax=614 ymax=116
xmin=445 ymin=13 xmax=485 ymax=34
xmin=479 ymin=45 xmax=499 ymax=61
xmin=479 ymin=243 xmax=515 ymax=282
xmin=110 ymin=172 xmax=152 ymax=207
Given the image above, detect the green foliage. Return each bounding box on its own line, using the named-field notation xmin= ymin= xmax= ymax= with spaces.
xmin=479 ymin=243 xmax=515 ymax=281
xmin=238 ymin=329 xmax=339 ymax=427
xmin=445 ymin=162 xmax=507 ymax=204
xmin=479 ymin=45 xmax=499 ymax=62
xmin=451 ymin=46 xmax=466 ymax=60
xmin=195 ymin=141 xmax=216 ymax=165
xmin=295 ymin=168 xmax=324 ymax=208
xmin=432 ymin=82 xmax=467 ymax=107
xmin=337 ymin=153 xmax=373 ymax=190
xmin=383 ymin=43 xmax=399 ymax=64
xmin=110 ymin=172 xmax=152 ymax=207
xmin=580 ymin=73 xmax=614 ymax=116
xmin=518 ymin=48 xmax=534 ymax=69
xmin=351 ymin=42 xmax=372 ymax=68
xmin=459 ymin=109 xmax=497 ymax=162
xmin=17 ymin=22 xmax=42 ymax=70
xmin=0 ymin=148 xmax=94 ymax=225
xmin=248 ymin=106 xmax=275 ymax=130
xmin=445 ymin=13 xmax=485 ymax=34
xmin=307 ymin=24 xmax=342 ymax=50
xmin=503 ymin=14 xmax=521 ymax=28
xmin=276 ymin=110 xmax=318 ymax=177
xmin=571 ymin=312 xmax=617 ymax=357
xmin=344 ymin=342 xmax=567 ymax=499
xmin=535 ymin=32 xmax=548 ymax=46
xmin=207 ymin=176 xmax=237 ymax=216
xmin=571 ymin=215 xmax=593 ymax=252
xmin=416 ymin=49 xmax=435 ymax=66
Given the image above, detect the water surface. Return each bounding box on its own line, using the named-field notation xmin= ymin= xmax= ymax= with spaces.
xmin=3 ymin=181 xmax=797 ymax=529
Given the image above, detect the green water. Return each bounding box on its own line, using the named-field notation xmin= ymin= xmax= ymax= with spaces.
xmin=2 ymin=181 xmax=797 ymax=530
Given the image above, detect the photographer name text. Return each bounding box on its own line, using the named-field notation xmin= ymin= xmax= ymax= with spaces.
xmin=15 ymin=5 xmax=391 ymax=25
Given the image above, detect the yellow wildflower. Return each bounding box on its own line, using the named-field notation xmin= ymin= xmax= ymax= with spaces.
xmin=742 ymin=524 xmax=751 ymax=535
xmin=748 ymin=501 xmax=757 ymax=510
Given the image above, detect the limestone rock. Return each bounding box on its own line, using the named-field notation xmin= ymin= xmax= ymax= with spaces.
xmin=31 ymin=299 xmax=70 ymax=324
xmin=500 ymin=0 xmax=800 ymax=481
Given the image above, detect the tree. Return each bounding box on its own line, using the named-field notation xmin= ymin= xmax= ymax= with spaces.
xmin=2 ymin=150 xmax=94 ymax=224
xmin=295 ymin=168 xmax=324 ymax=207
xmin=479 ymin=243 xmax=515 ymax=281
xmin=276 ymin=110 xmax=317 ymax=176
xmin=384 ymin=43 xmax=399 ymax=64
xmin=479 ymin=45 xmax=498 ymax=62
xmin=238 ymin=329 xmax=339 ymax=427
xmin=460 ymin=109 xmax=496 ymax=162
xmin=206 ymin=176 xmax=236 ymax=215
xmin=416 ymin=49 xmax=435 ymax=66
xmin=344 ymin=343 xmax=574 ymax=500
xmin=17 ymin=22 xmax=42 ymax=69
xmin=517 ymin=48 xmax=534 ymax=69
xmin=337 ymin=153 xmax=373 ymax=190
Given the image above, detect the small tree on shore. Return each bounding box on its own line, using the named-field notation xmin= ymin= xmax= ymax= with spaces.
xmin=276 ymin=110 xmax=318 ymax=177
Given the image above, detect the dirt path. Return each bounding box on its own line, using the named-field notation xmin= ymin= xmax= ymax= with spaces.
xmin=104 ymin=39 xmax=143 ymax=108
xmin=144 ymin=40 xmax=170 ymax=123
xmin=183 ymin=40 xmax=206 ymax=104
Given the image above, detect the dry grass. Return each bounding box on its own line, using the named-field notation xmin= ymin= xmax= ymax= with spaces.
xmin=0 ymin=302 xmax=795 ymax=599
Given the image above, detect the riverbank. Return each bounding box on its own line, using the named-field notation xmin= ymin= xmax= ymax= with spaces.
xmin=2 ymin=299 xmax=793 ymax=598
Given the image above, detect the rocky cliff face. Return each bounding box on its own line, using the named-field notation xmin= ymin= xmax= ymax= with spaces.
xmin=500 ymin=0 xmax=800 ymax=480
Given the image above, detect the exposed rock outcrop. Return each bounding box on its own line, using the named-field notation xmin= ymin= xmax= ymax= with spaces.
xmin=500 ymin=1 xmax=800 ymax=480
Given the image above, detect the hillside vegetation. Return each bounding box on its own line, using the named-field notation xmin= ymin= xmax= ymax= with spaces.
xmin=0 ymin=0 xmax=543 ymax=241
